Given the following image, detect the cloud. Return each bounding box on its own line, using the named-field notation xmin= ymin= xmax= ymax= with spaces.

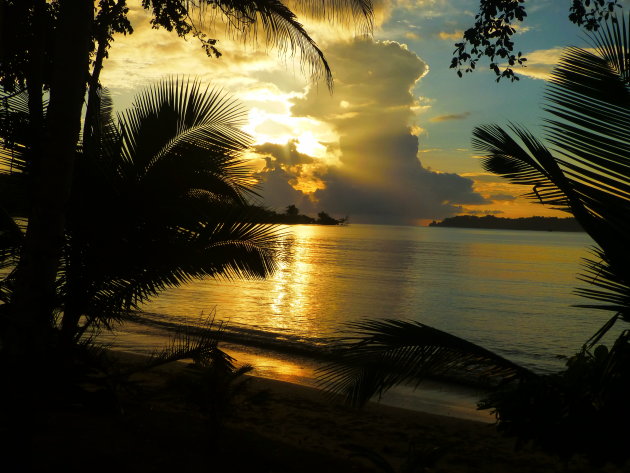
xmin=256 ymin=37 xmax=488 ymax=224
xmin=429 ymin=111 xmax=471 ymax=122
xmin=509 ymin=47 xmax=597 ymax=81
xmin=461 ymin=209 xmax=504 ymax=216
xmin=253 ymin=140 xmax=329 ymax=203
xmin=101 ymin=6 xmax=285 ymax=97
xmin=489 ymin=193 xmax=517 ymax=202
xmin=255 ymin=141 xmax=316 ymax=167
xmin=438 ymin=30 xmax=463 ymax=40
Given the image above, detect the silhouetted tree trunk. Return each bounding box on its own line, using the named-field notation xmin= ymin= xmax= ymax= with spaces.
xmin=10 ymin=0 xmax=94 ymax=354
xmin=26 ymin=0 xmax=46 ymax=171
xmin=3 ymin=3 xmax=94 ymax=470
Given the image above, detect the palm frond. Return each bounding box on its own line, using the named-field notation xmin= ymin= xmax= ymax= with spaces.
xmin=589 ymin=11 xmax=630 ymax=85
xmin=116 ymin=77 xmax=253 ymax=200
xmin=543 ymin=45 xmax=630 ymax=250
xmin=474 ymin=124 xmax=570 ymax=210
xmin=57 ymin=77 xmax=281 ymax=339
xmin=288 ymin=0 xmax=373 ymax=31
xmin=0 ymin=205 xmax=23 ymax=271
xmin=317 ymin=319 xmax=532 ymax=407
xmin=575 ymin=248 xmax=630 ymax=325
xmin=209 ymin=0 xmax=334 ymax=89
xmin=143 ymin=316 xmax=236 ymax=373
xmin=474 ymin=16 xmax=630 ymax=343
xmin=0 ymin=88 xmax=30 ymax=174
xmin=0 ymin=89 xmax=29 ymax=274
xmin=65 ymin=204 xmax=281 ymax=325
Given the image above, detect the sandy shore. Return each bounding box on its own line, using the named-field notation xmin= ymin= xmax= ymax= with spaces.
xmin=25 ymin=352 xmax=625 ymax=472
xmin=103 ymin=323 xmax=493 ymax=422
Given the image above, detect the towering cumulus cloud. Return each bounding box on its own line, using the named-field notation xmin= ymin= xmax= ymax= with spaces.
xmin=257 ymin=37 xmax=486 ymax=224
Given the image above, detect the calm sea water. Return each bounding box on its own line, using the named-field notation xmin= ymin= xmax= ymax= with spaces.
xmin=127 ymin=224 xmax=616 ymax=374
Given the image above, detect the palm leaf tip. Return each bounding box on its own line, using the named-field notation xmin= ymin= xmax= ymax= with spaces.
xmin=317 ymin=319 xmax=530 ymax=407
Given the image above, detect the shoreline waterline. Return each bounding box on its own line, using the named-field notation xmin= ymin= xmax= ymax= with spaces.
xmin=101 ymin=319 xmax=493 ymax=423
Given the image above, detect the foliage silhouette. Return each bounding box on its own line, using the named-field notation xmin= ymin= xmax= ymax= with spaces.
xmin=0 ymin=0 xmax=374 ymax=382
xmin=1 ymin=77 xmax=280 ymax=344
xmin=285 ymin=204 xmax=299 ymax=217
xmin=318 ymin=319 xmax=532 ymax=407
xmin=429 ymin=215 xmax=583 ymax=232
xmin=319 ymin=11 xmax=630 ymax=463
xmin=478 ymin=332 xmax=630 ymax=464
xmin=0 ymin=80 xmax=276 ymax=471
xmin=452 ymin=0 xmax=623 ymax=81
xmin=474 ymin=11 xmax=630 ymax=343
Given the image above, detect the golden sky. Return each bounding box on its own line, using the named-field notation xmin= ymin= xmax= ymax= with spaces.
xmin=100 ymin=0 xmax=586 ymax=224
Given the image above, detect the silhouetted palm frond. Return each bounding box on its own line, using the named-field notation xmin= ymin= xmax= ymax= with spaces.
xmin=475 ymin=13 xmax=630 ymax=337
xmin=473 ymin=124 xmax=570 ymax=210
xmin=0 ymin=88 xmax=29 ymax=179
xmin=193 ymin=0 xmax=373 ymax=90
xmin=57 ymin=78 xmax=281 ymax=339
xmin=77 ymin=210 xmax=280 ymax=327
xmin=590 ymin=11 xmax=630 ymax=83
xmin=142 ymin=315 xmax=236 ymax=372
xmin=320 ymin=14 xmax=630 ymax=407
xmin=289 ymin=0 xmax=373 ymax=29
xmin=115 ymin=78 xmax=254 ymax=203
xmin=318 ymin=319 xmax=532 ymax=407
xmin=0 ymin=89 xmax=29 ymax=288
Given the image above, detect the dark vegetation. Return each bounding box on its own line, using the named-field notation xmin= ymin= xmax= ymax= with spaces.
xmin=452 ymin=0 xmax=623 ymax=81
xmin=320 ymin=9 xmax=630 ymax=467
xmin=0 ymin=0 xmax=626 ymax=471
xmin=246 ymin=204 xmax=348 ymax=225
xmin=429 ymin=215 xmax=583 ymax=232
xmin=0 ymin=0 xmax=372 ymax=470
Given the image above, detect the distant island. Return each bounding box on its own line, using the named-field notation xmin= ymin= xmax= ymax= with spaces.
xmin=246 ymin=204 xmax=348 ymax=226
xmin=429 ymin=215 xmax=583 ymax=232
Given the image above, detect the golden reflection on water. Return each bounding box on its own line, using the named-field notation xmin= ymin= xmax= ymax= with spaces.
xmin=269 ymin=225 xmax=318 ymax=334
xmin=140 ymin=224 xmax=597 ymax=372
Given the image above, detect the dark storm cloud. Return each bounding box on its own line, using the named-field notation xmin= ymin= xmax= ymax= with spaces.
xmin=255 ymin=141 xmax=315 ymax=169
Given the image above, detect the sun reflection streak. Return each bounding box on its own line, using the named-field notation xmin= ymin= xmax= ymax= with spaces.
xmin=269 ymin=226 xmax=318 ymax=334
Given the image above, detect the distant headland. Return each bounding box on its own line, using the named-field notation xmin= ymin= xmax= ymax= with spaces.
xmin=429 ymin=215 xmax=583 ymax=232
xmin=246 ymin=204 xmax=348 ymax=226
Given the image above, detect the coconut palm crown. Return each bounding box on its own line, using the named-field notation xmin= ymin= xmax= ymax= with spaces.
xmin=0 ymin=78 xmax=280 ymax=342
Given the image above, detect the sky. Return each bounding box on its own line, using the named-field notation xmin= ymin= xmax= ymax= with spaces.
xmin=100 ymin=0 xmax=629 ymax=225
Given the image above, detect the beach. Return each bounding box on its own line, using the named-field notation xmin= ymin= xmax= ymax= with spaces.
xmin=29 ymin=351 xmax=625 ymax=473
xmin=102 ymin=320 xmax=494 ymax=422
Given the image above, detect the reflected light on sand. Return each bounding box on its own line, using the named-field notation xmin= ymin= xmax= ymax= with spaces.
xmin=222 ymin=345 xmax=318 ymax=386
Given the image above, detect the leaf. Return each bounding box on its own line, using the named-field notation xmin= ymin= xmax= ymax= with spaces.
xmin=317 ymin=319 xmax=531 ymax=407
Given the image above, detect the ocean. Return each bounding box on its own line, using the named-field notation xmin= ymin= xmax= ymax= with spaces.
xmin=103 ymin=223 xmax=615 ymax=420
xmin=107 ymin=224 xmax=616 ymax=370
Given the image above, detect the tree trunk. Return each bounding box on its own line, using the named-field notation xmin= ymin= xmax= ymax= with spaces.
xmin=2 ymin=3 xmax=95 ymax=470
xmin=10 ymin=0 xmax=94 ymax=345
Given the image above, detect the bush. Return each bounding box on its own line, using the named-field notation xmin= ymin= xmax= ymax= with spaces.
xmin=479 ymin=332 xmax=630 ymax=465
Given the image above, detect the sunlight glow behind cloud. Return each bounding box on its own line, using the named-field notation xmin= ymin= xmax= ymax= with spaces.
xmin=96 ymin=0 xmax=582 ymax=222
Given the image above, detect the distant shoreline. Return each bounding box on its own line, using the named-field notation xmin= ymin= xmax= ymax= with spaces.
xmin=245 ymin=205 xmax=348 ymax=226
xmin=429 ymin=215 xmax=583 ymax=232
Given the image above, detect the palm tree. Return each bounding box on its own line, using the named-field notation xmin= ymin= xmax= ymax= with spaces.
xmin=317 ymin=15 xmax=630 ymax=462
xmin=473 ymin=12 xmax=630 ymax=345
xmin=318 ymin=11 xmax=630 ymax=414
xmin=1 ymin=78 xmax=280 ymax=346
xmin=1 ymin=0 xmax=374 ymax=370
